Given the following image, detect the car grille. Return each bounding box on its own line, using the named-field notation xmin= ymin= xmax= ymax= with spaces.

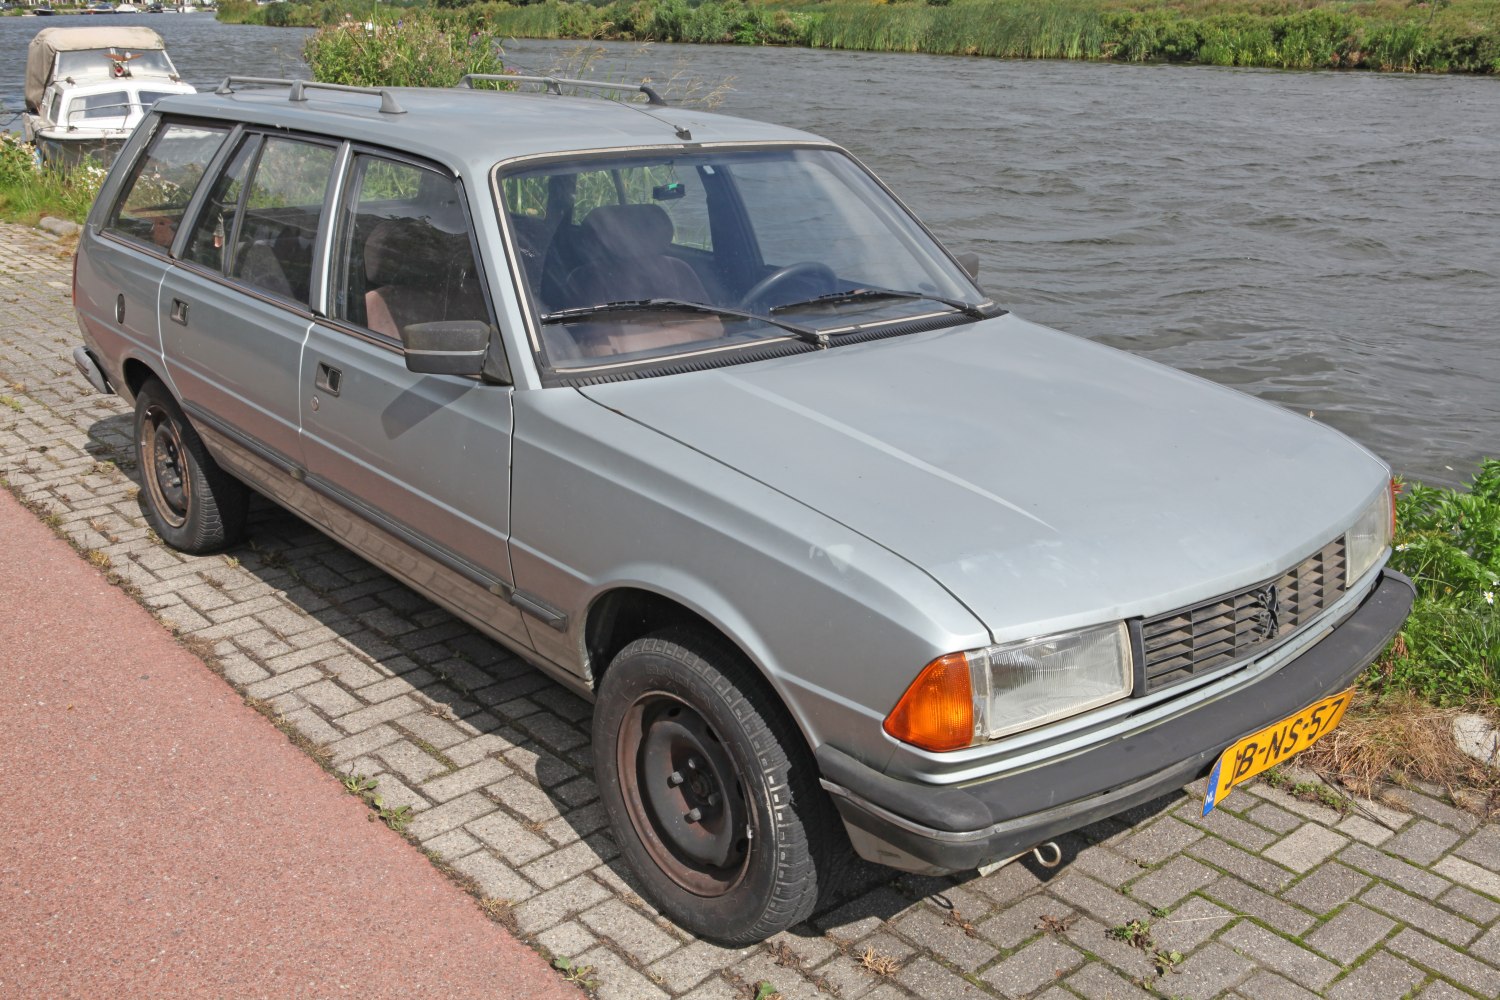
xmin=1140 ymin=538 xmax=1348 ymax=693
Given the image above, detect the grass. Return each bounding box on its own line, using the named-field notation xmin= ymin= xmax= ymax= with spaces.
xmin=0 ymin=134 xmax=104 ymax=227
xmin=1298 ymin=461 xmax=1500 ymax=806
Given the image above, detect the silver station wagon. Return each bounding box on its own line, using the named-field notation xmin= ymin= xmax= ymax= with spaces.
xmin=72 ymin=76 xmax=1414 ymax=944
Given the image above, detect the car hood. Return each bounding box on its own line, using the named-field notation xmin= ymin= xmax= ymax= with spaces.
xmin=579 ymin=315 xmax=1388 ymax=640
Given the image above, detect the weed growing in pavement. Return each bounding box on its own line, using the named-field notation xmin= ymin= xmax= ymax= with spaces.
xmin=1108 ymin=918 xmax=1184 ymax=981
xmin=551 ymin=956 xmax=600 ymax=990
xmin=0 ymin=395 xmax=23 ymax=413
xmin=405 ymin=734 xmax=458 ymax=772
xmin=751 ymin=982 xmax=782 ymax=1000
xmin=341 ymin=773 xmax=415 ymax=832
xmin=1108 ymin=919 xmax=1153 ymax=949
xmin=342 ymin=773 xmax=379 ymax=796
xmin=1261 ymin=765 xmax=1354 ymax=814
xmin=859 ymin=946 xmax=902 ymax=977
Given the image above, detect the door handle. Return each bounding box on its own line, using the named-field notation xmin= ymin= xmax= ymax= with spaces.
xmin=315 ymin=361 xmax=342 ymax=396
xmin=169 ymin=298 xmax=189 ymax=326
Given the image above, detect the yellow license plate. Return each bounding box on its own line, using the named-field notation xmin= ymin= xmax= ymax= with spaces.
xmin=1202 ymin=688 xmax=1353 ymax=816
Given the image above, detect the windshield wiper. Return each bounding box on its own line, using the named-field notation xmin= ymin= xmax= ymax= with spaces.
xmin=771 ymin=286 xmax=1004 ymax=321
xmin=541 ymin=298 xmax=828 ymax=347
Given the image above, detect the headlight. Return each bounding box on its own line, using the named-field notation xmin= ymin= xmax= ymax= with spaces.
xmin=884 ymin=622 xmax=1133 ymax=752
xmin=1346 ymin=479 xmax=1395 ymax=586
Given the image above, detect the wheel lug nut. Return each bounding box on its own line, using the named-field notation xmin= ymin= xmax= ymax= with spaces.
xmin=684 ymin=807 xmax=702 ymax=823
xmin=667 ymin=770 xmax=685 ymax=787
xmin=705 ymin=792 xmax=719 ymax=807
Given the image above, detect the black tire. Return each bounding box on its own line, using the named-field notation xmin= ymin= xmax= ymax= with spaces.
xmin=593 ymin=629 xmax=835 ymax=945
xmin=133 ymin=378 xmax=248 ymax=554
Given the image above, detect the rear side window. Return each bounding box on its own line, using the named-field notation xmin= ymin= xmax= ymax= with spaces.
xmin=227 ymin=136 xmax=336 ymax=306
xmin=105 ymin=121 xmax=227 ymax=251
xmin=333 ymin=153 xmax=492 ymax=341
xmin=183 ymin=135 xmax=256 ymax=272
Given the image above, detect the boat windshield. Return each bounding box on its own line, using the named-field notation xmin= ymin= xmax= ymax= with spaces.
xmin=55 ymin=48 xmax=176 ymax=81
xmin=496 ymin=146 xmax=990 ymax=375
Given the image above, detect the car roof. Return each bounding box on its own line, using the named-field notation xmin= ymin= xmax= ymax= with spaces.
xmin=151 ymin=85 xmax=827 ymax=176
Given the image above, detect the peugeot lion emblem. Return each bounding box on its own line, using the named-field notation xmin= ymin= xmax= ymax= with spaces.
xmin=1252 ymin=585 xmax=1280 ymax=640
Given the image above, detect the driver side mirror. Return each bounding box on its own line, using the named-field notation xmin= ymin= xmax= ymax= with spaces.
xmin=403 ymin=320 xmax=492 ymax=377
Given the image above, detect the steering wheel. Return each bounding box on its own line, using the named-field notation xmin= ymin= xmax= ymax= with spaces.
xmin=738 ymin=261 xmax=837 ymax=312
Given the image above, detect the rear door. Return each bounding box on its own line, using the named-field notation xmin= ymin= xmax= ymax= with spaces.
xmin=79 ymin=119 xmax=230 ymax=388
xmin=161 ymin=131 xmax=340 ymax=500
xmin=299 ymin=149 xmax=530 ymax=647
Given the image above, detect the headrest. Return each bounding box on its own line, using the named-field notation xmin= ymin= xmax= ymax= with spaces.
xmin=364 ymin=218 xmax=466 ymax=286
xmin=580 ymin=203 xmax=675 ymax=259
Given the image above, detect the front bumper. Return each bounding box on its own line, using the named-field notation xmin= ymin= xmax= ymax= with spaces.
xmin=818 ymin=568 xmax=1415 ymax=874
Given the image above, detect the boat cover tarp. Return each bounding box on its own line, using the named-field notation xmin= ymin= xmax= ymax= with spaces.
xmin=26 ymin=26 xmax=165 ymax=112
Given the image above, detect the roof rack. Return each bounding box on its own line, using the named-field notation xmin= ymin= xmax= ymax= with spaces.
xmin=457 ymin=74 xmax=667 ymax=107
xmin=215 ymin=77 xmax=406 ymax=115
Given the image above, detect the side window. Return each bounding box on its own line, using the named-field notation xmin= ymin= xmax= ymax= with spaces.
xmin=105 ymin=121 xmax=228 ymax=251
xmin=228 ymin=136 xmax=336 ymax=306
xmin=183 ymin=135 xmax=257 ymax=271
xmin=335 ymin=153 xmax=492 ymax=342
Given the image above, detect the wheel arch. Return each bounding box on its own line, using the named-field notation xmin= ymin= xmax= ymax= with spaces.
xmin=120 ymin=356 xmax=161 ymax=401
xmin=583 ymin=585 xmax=821 ymax=761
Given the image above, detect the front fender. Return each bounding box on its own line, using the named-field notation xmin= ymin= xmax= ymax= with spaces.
xmin=508 ymin=387 xmax=989 ymax=768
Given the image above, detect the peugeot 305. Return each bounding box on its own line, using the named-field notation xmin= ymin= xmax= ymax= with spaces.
xmin=71 ymin=76 xmax=1414 ymax=944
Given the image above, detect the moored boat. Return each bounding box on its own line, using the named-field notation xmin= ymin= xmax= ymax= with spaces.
xmin=22 ymin=26 xmax=196 ymax=167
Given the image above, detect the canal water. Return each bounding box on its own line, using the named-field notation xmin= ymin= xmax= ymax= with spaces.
xmin=4 ymin=18 xmax=1496 ymax=484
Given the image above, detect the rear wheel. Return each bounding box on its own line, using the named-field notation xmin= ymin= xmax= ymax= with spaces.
xmin=133 ymin=378 xmax=248 ymax=553
xmin=593 ymin=630 xmax=833 ymax=944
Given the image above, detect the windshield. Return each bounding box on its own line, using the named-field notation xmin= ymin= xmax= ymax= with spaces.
xmin=496 ymin=146 xmax=988 ymax=373
xmin=55 ymin=48 xmax=177 ymax=82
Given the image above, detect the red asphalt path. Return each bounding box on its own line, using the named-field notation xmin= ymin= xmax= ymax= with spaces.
xmin=0 ymin=489 xmax=579 ymax=999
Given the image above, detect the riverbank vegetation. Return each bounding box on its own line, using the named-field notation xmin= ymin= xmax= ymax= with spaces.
xmin=1384 ymin=460 xmax=1500 ymax=706
xmin=0 ymin=134 xmax=101 ymax=227
xmin=220 ymin=0 xmax=1500 ymax=73
xmin=303 ymin=11 xmax=510 ymax=85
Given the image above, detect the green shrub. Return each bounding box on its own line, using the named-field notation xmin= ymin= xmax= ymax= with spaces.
xmin=304 ymin=12 xmax=511 ymax=87
xmin=1381 ymin=460 xmax=1500 ymax=704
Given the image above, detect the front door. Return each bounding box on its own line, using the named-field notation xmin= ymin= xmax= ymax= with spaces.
xmin=299 ymin=150 xmax=528 ymax=647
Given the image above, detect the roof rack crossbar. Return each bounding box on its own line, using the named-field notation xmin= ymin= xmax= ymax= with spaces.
xmin=215 ymin=76 xmax=406 ymax=115
xmin=458 ymin=73 xmax=667 ymax=107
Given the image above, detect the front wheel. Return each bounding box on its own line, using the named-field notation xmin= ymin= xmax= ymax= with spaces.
xmin=593 ymin=630 xmax=833 ymax=944
xmin=133 ymin=378 xmax=248 ymax=554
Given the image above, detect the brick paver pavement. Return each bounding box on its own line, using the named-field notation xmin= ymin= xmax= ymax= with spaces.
xmin=2 ymin=220 xmax=1495 ymax=999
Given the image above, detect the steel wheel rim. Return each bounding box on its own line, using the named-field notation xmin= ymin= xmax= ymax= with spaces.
xmin=141 ymin=404 xmax=189 ymax=529
xmin=618 ymin=691 xmax=753 ymax=897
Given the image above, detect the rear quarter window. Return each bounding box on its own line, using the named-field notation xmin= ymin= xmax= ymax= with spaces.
xmin=105 ymin=121 xmax=229 ymax=251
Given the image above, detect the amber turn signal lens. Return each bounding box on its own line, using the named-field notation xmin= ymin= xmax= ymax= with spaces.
xmin=883 ymin=653 xmax=975 ymax=752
